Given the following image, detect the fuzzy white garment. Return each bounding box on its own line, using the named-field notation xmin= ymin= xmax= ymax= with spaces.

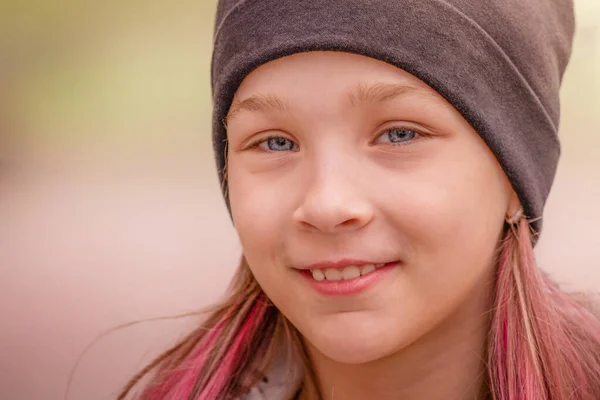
xmin=240 ymin=349 xmax=303 ymax=400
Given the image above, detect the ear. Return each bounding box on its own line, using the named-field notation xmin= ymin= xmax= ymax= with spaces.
xmin=506 ymin=190 xmax=522 ymax=220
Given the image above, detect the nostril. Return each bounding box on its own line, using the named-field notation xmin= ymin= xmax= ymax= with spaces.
xmin=296 ymin=214 xmax=371 ymax=233
xmin=337 ymin=218 xmax=362 ymax=229
xmin=292 ymin=193 xmax=374 ymax=233
xmin=341 ymin=218 xmax=360 ymax=226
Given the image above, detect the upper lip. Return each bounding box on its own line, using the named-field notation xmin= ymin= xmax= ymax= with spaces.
xmin=296 ymin=258 xmax=394 ymax=271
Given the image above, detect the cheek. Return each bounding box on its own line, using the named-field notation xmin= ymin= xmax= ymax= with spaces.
xmin=379 ymin=143 xmax=507 ymax=308
xmin=384 ymin=142 xmax=507 ymax=247
xmin=228 ymin=159 xmax=286 ymax=246
xmin=227 ymin=161 xmax=295 ymax=293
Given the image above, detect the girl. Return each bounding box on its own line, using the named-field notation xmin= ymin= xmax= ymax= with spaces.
xmin=120 ymin=0 xmax=600 ymax=399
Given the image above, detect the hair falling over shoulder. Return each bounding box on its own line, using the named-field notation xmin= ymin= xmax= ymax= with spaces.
xmin=117 ymin=259 xmax=299 ymax=400
xmin=120 ymin=220 xmax=600 ymax=400
xmin=488 ymin=218 xmax=600 ymax=399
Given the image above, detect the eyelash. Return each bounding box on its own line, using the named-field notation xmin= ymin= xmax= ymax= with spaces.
xmin=245 ymin=126 xmax=429 ymax=151
xmin=245 ymin=134 xmax=299 ymax=152
xmin=373 ymin=126 xmax=429 ymax=146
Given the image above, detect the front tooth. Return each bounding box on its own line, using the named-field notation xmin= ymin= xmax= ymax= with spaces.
xmin=311 ymin=269 xmax=325 ymax=281
xmin=324 ymin=268 xmax=342 ymax=281
xmin=361 ymin=264 xmax=375 ymax=275
xmin=341 ymin=266 xmax=361 ymax=280
xmin=374 ymin=263 xmax=385 ymax=268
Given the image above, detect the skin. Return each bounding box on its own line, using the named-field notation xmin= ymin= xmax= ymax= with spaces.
xmin=226 ymin=51 xmax=521 ymax=400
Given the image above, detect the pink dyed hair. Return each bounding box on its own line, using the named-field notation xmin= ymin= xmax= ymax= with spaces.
xmin=488 ymin=218 xmax=600 ymax=399
xmin=118 ymin=259 xmax=305 ymax=400
xmin=119 ymin=219 xmax=600 ymax=400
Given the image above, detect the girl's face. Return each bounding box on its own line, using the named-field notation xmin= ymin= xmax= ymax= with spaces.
xmin=227 ymin=52 xmax=517 ymax=364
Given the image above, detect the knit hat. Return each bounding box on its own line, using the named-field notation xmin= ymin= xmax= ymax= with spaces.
xmin=211 ymin=0 xmax=575 ymax=235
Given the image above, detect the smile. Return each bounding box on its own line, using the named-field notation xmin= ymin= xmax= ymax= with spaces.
xmin=298 ymin=260 xmax=401 ymax=296
xmin=310 ymin=263 xmax=386 ymax=281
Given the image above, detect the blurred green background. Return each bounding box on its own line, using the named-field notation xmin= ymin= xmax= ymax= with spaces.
xmin=1 ymin=1 xmax=216 ymax=156
xmin=0 ymin=1 xmax=598 ymax=399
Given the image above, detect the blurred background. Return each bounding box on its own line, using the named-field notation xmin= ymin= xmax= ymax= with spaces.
xmin=0 ymin=1 xmax=598 ymax=399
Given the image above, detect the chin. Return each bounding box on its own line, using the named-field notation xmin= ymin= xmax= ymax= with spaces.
xmin=311 ymin=334 xmax=395 ymax=364
xmin=304 ymin=316 xmax=401 ymax=364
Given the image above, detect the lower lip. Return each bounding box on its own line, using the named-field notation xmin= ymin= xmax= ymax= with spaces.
xmin=298 ymin=262 xmax=400 ymax=296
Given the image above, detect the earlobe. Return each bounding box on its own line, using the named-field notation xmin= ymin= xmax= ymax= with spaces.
xmin=505 ymin=191 xmax=523 ymax=224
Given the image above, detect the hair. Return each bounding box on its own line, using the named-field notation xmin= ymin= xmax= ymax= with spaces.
xmin=117 ymin=258 xmax=313 ymax=400
xmin=118 ymin=218 xmax=600 ymax=400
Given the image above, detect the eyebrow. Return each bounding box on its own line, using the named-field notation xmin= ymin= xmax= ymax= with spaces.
xmin=347 ymin=82 xmax=432 ymax=107
xmin=225 ymin=82 xmax=432 ymax=124
xmin=226 ymin=95 xmax=289 ymax=125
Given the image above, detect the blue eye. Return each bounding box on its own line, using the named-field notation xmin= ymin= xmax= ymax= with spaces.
xmin=258 ymin=136 xmax=299 ymax=152
xmin=376 ymin=127 xmax=418 ymax=144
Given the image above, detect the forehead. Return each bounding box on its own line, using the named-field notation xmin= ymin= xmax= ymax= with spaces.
xmin=237 ymin=52 xmax=435 ymax=94
xmin=229 ymin=51 xmax=446 ymax=119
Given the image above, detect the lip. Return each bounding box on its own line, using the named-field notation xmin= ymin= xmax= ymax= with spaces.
xmin=298 ymin=261 xmax=401 ymax=296
xmin=297 ymin=258 xmax=390 ymax=271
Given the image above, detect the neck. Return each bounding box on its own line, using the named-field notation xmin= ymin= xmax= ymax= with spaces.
xmin=299 ymin=282 xmax=493 ymax=400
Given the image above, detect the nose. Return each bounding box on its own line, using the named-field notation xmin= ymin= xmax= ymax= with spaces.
xmin=293 ymin=161 xmax=374 ymax=234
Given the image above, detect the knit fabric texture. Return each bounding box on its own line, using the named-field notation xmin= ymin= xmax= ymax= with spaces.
xmin=211 ymin=0 xmax=575 ymax=235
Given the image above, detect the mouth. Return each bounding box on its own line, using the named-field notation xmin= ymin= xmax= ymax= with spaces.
xmin=297 ymin=260 xmax=401 ymax=296
xmin=309 ymin=263 xmax=387 ymax=281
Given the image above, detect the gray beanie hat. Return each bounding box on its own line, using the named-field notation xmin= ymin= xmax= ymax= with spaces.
xmin=211 ymin=0 xmax=575 ymax=235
